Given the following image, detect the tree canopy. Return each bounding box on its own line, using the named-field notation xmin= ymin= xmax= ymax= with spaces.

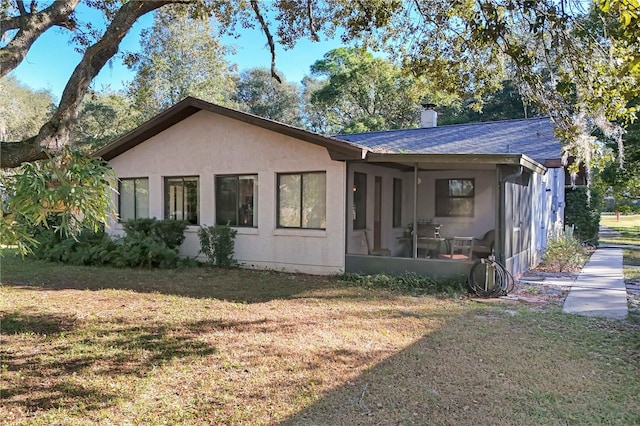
xmin=127 ymin=6 xmax=236 ymax=121
xmin=306 ymin=47 xmax=422 ymax=134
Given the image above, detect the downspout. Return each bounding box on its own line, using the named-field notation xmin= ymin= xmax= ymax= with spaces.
xmin=497 ymin=166 xmax=523 ymax=266
xmin=413 ymin=163 xmax=418 ymax=258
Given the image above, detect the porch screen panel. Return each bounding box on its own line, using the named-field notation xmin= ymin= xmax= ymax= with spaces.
xmin=393 ymin=178 xmax=402 ymax=227
xmin=353 ymin=172 xmax=367 ymax=229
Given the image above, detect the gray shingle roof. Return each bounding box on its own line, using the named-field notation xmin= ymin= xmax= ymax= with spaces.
xmin=336 ymin=117 xmax=562 ymax=163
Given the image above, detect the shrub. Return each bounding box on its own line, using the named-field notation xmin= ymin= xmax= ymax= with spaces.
xmin=564 ymin=186 xmax=602 ymax=246
xmin=541 ymin=231 xmax=588 ymax=272
xmin=122 ymin=218 xmax=187 ymax=249
xmin=340 ymin=272 xmax=468 ymax=297
xmin=29 ymin=218 xmax=188 ymax=269
xmin=198 ymin=224 xmax=238 ymax=268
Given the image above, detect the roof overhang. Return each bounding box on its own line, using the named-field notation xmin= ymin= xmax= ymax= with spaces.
xmin=93 ymin=97 xmax=366 ymax=162
xmin=363 ymin=153 xmax=548 ymax=175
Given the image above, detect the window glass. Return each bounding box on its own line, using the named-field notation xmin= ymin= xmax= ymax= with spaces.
xmin=302 ymin=172 xmax=326 ymax=229
xmin=278 ymin=172 xmax=326 ymax=229
xmin=435 ymin=178 xmax=475 ymax=217
xmin=278 ymin=174 xmax=301 ymax=227
xmin=215 ymin=175 xmax=258 ymax=227
xmin=119 ymin=178 xmax=149 ymax=221
xmin=165 ymin=177 xmax=199 ymax=224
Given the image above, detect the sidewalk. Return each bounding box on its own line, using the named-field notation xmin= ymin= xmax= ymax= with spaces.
xmin=562 ymin=247 xmax=628 ymax=319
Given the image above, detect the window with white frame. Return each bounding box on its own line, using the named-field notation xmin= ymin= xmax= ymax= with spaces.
xmin=119 ymin=178 xmax=149 ymax=221
xmin=277 ymin=172 xmax=326 ymax=229
xmin=215 ymin=174 xmax=258 ymax=227
xmin=435 ymin=178 xmax=475 ymax=217
xmin=165 ymin=176 xmax=199 ymax=224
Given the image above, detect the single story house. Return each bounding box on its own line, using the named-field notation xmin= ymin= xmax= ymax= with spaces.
xmin=94 ymin=97 xmax=566 ymax=277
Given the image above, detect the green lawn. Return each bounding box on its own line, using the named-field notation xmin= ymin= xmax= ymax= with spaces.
xmin=1 ymin=255 xmax=639 ymax=425
xmin=600 ymin=214 xmax=640 ymax=246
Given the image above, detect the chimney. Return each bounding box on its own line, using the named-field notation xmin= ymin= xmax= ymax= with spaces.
xmin=420 ymin=103 xmax=437 ymax=128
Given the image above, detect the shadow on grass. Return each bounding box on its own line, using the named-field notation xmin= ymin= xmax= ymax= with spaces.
xmin=278 ymin=310 xmax=640 ymax=426
xmin=1 ymin=254 xmax=342 ymax=303
xmin=0 ymin=311 xmax=217 ymax=413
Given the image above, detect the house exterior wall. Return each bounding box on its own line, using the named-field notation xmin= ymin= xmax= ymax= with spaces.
xmin=502 ymin=166 xmax=565 ymax=276
xmin=107 ymin=110 xmax=347 ymax=275
xmin=529 ymin=167 xmax=566 ymax=266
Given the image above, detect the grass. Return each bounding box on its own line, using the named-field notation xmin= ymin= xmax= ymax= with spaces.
xmin=600 ymin=214 xmax=640 ymax=246
xmin=2 ymin=255 xmax=640 ymax=425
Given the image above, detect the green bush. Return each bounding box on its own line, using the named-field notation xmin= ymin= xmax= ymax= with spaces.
xmin=29 ymin=218 xmax=188 ymax=269
xmin=541 ymin=232 xmax=588 ymax=272
xmin=198 ymin=224 xmax=238 ymax=268
xmin=340 ymin=272 xmax=468 ymax=297
xmin=564 ymin=186 xmax=602 ymax=246
xmin=122 ymin=218 xmax=187 ymax=249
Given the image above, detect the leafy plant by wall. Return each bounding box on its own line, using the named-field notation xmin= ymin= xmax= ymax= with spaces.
xmin=198 ymin=224 xmax=238 ymax=268
xmin=29 ymin=218 xmax=189 ymax=269
xmin=541 ymin=231 xmax=588 ymax=272
xmin=564 ymin=186 xmax=602 ymax=245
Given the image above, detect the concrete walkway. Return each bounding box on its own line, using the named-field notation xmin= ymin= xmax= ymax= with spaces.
xmin=563 ymin=247 xmax=628 ymax=319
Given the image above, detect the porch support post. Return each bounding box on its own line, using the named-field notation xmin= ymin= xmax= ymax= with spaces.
xmin=413 ymin=163 xmax=418 ymax=258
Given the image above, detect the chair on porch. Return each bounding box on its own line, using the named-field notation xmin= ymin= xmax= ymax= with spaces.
xmin=438 ymin=237 xmax=474 ymax=260
xmin=473 ymin=229 xmax=495 ymax=258
xmin=363 ymin=230 xmax=391 ymax=256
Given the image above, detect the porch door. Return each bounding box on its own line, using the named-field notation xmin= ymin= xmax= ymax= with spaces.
xmin=374 ymin=176 xmax=382 ymax=249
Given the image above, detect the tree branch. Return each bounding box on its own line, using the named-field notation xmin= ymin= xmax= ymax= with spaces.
xmin=0 ymin=0 xmax=81 ymax=78
xmin=34 ymin=1 xmax=175 ymax=152
xmin=1 ymin=0 xmax=186 ymax=168
xmin=16 ymin=1 xmax=28 ymax=16
xmin=250 ymin=0 xmax=282 ymax=83
xmin=307 ymin=0 xmax=320 ymax=42
xmin=0 ymin=137 xmax=47 ymax=169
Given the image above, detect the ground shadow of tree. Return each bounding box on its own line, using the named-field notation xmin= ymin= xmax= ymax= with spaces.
xmin=1 ymin=255 xmax=343 ymax=303
xmin=0 ymin=311 xmax=220 ymax=415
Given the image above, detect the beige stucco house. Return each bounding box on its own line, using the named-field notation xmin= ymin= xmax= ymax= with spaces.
xmin=95 ymin=97 xmax=565 ymax=277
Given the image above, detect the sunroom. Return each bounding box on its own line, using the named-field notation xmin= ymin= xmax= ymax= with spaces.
xmin=343 ymin=152 xmax=555 ymax=279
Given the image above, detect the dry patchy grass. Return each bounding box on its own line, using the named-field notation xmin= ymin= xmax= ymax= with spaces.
xmin=1 ymin=255 xmax=639 ymax=425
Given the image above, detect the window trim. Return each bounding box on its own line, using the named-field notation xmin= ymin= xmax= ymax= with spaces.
xmin=164 ymin=175 xmax=199 ymax=225
xmin=435 ymin=178 xmax=475 ymax=218
xmin=118 ymin=177 xmax=149 ymax=222
xmin=277 ymin=171 xmax=327 ymax=230
xmin=214 ymin=174 xmax=258 ymax=228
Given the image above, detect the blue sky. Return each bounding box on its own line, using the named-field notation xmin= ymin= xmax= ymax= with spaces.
xmin=10 ymin=5 xmax=344 ymax=101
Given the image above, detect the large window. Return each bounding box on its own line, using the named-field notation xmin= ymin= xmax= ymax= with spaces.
xmin=353 ymin=172 xmax=367 ymax=230
xmin=277 ymin=172 xmax=326 ymax=229
xmin=165 ymin=176 xmax=199 ymax=224
xmin=435 ymin=178 xmax=475 ymax=217
xmin=393 ymin=178 xmax=402 ymax=227
xmin=119 ymin=178 xmax=149 ymax=221
xmin=215 ymin=175 xmax=258 ymax=227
